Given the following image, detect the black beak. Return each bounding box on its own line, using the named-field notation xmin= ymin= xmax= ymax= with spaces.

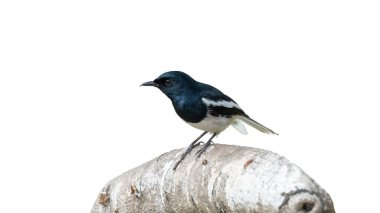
xmin=140 ymin=81 xmax=158 ymax=87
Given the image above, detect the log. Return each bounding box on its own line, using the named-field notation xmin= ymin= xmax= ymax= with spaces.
xmin=91 ymin=144 xmax=335 ymax=213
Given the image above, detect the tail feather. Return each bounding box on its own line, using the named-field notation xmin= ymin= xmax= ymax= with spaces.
xmin=237 ymin=116 xmax=278 ymax=135
xmin=231 ymin=120 xmax=248 ymax=135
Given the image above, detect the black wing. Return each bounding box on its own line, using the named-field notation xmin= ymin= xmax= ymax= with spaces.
xmin=199 ymin=83 xmax=247 ymax=118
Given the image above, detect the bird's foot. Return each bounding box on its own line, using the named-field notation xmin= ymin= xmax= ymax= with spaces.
xmin=193 ymin=141 xmax=204 ymax=147
xmin=173 ymin=141 xmax=204 ymax=170
xmin=196 ymin=141 xmax=213 ymax=158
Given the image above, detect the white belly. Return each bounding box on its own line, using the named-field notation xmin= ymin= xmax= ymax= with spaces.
xmin=186 ymin=115 xmax=233 ymax=133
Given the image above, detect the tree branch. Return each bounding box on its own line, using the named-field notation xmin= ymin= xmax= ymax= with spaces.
xmin=91 ymin=144 xmax=335 ymax=213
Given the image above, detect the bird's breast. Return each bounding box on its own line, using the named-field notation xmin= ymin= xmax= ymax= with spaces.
xmin=172 ymin=97 xmax=207 ymax=123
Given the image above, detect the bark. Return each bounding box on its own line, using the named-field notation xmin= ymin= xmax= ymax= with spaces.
xmin=91 ymin=144 xmax=335 ymax=213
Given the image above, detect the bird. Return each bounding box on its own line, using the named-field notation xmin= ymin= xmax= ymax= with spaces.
xmin=141 ymin=71 xmax=277 ymax=170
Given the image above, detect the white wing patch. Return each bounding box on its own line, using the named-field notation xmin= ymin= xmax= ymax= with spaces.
xmin=202 ymin=98 xmax=241 ymax=109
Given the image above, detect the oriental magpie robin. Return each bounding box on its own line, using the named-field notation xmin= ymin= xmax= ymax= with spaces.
xmin=141 ymin=71 xmax=277 ymax=170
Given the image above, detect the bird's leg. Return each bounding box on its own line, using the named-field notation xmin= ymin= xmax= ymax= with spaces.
xmin=173 ymin=131 xmax=208 ymax=170
xmin=184 ymin=131 xmax=208 ymax=153
xmin=196 ymin=133 xmax=217 ymax=158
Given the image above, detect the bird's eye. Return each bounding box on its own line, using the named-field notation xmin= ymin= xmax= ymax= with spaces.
xmin=164 ymin=79 xmax=171 ymax=86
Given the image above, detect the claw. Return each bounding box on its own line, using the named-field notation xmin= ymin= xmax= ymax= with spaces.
xmin=173 ymin=132 xmax=217 ymax=170
xmin=173 ymin=132 xmax=208 ymax=170
xmin=196 ymin=141 xmax=212 ymax=158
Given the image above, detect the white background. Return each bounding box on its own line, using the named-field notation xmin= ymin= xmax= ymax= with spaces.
xmin=1 ymin=1 xmax=379 ymax=212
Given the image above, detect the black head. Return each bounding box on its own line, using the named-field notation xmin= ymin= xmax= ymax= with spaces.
xmin=141 ymin=71 xmax=196 ymax=99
